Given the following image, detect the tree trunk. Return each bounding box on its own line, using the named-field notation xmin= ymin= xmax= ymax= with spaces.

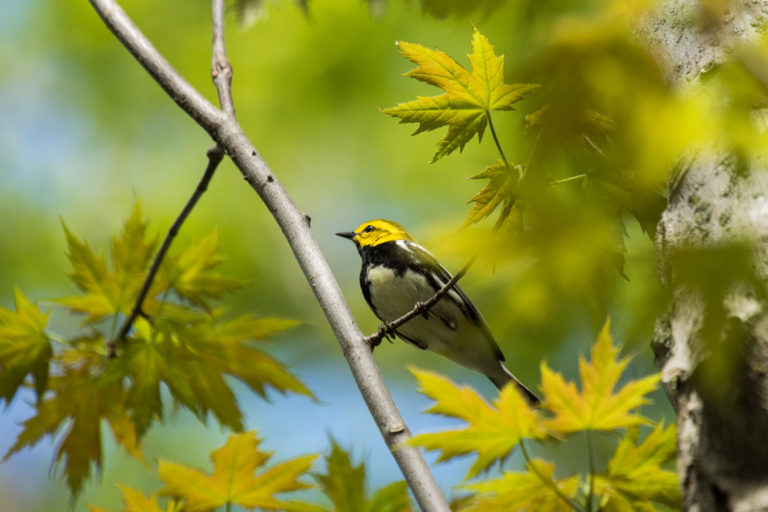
xmin=642 ymin=1 xmax=768 ymax=510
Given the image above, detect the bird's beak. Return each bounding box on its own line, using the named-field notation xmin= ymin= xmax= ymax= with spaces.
xmin=335 ymin=231 xmax=356 ymax=241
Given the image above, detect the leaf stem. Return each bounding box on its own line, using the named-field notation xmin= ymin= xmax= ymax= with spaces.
xmin=487 ymin=111 xmax=516 ymax=178
xmin=519 ymin=438 xmax=584 ymax=512
xmin=581 ymin=134 xmax=605 ymax=157
xmin=521 ymin=126 xmax=543 ymax=179
xmin=109 ymin=311 xmax=119 ymax=341
xmin=548 ymin=174 xmax=586 ymax=186
xmin=586 ymin=430 xmax=596 ymax=512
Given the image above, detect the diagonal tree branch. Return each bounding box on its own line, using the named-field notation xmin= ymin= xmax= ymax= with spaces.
xmin=88 ymin=0 xmax=450 ymax=510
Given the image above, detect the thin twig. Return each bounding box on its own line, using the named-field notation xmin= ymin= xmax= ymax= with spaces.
xmin=88 ymin=1 xmax=450 ymax=509
xmin=519 ymin=438 xmax=584 ymax=512
xmin=520 ymin=126 xmax=543 ymax=179
xmin=586 ymin=430 xmax=596 ymax=512
xmin=109 ymin=146 xmax=224 ymax=358
xmin=548 ymin=174 xmax=586 ymax=186
xmin=211 ymin=0 xmax=235 ymax=117
xmin=581 ymin=134 xmax=605 ymax=157
xmin=487 ymin=111 xmax=517 ymax=178
xmin=364 ymin=256 xmax=477 ymax=347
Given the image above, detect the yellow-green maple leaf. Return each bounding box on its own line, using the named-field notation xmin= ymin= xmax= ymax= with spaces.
xmin=0 ymin=287 xmax=52 ymax=404
xmin=4 ymin=362 xmax=140 ymax=497
xmin=382 ymin=26 xmax=539 ymax=162
xmin=593 ymin=424 xmax=681 ymax=511
xmin=117 ymin=310 xmax=311 ymax=436
xmin=162 ymin=230 xmax=240 ymax=308
xmin=409 ymin=368 xmax=546 ymax=478
xmin=462 ymin=459 xmax=580 ymax=512
xmin=158 ymin=431 xmax=317 ymax=512
xmin=56 ymin=203 xmax=157 ymax=324
xmin=463 ymin=162 xmax=520 ymax=227
xmin=540 ymin=319 xmax=660 ymax=433
xmin=89 ymin=485 xmax=182 ymax=512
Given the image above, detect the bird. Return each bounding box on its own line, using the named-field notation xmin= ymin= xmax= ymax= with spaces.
xmin=336 ymin=219 xmax=540 ymax=404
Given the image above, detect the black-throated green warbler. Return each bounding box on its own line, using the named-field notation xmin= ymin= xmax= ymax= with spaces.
xmin=337 ymin=219 xmax=539 ymax=404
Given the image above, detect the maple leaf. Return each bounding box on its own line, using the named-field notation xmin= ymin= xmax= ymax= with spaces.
xmin=158 ymin=431 xmax=317 ymax=512
xmin=162 ymin=230 xmax=241 ymax=308
xmin=463 ymin=459 xmax=580 ymax=512
xmin=593 ymin=424 xmax=681 ymax=511
xmin=409 ymin=368 xmax=546 ymax=478
xmin=89 ymin=485 xmax=182 ymax=512
xmin=117 ymin=309 xmax=311 ymax=435
xmin=56 ymin=203 xmax=157 ymax=324
xmin=0 ymin=286 xmax=52 ymax=405
xmin=310 ymin=440 xmax=413 ymax=512
xmin=4 ymin=361 xmax=140 ymax=497
xmin=463 ymin=162 xmax=520 ymax=227
xmin=540 ymin=319 xmax=660 ymax=434
xmin=382 ymin=26 xmax=539 ymax=162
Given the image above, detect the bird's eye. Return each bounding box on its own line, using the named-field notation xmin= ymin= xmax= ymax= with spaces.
xmin=363 ymin=225 xmax=375 ymax=233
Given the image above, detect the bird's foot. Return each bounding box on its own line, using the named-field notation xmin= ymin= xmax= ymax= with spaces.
xmin=364 ymin=322 xmax=396 ymax=351
xmin=379 ymin=321 xmax=397 ymax=342
xmin=414 ymin=301 xmax=430 ymax=319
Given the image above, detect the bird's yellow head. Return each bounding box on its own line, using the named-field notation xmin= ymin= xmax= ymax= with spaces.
xmin=336 ymin=219 xmax=416 ymax=248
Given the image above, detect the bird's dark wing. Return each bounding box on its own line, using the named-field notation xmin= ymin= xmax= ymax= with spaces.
xmin=403 ymin=241 xmax=505 ymax=362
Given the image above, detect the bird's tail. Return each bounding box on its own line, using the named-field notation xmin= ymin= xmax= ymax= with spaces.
xmin=489 ymin=363 xmax=541 ymax=406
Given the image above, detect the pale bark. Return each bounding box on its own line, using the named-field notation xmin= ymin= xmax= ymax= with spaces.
xmin=642 ymin=1 xmax=768 ymax=510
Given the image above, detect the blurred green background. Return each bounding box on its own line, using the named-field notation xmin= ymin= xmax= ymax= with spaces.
xmin=0 ymin=0 xmax=672 ymax=510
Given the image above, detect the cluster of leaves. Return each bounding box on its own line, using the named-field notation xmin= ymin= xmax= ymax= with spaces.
xmin=0 ymin=204 xmax=312 ymax=497
xmin=383 ymin=9 xmax=768 ymax=327
xmin=380 ymin=24 xmax=662 ymax=330
xmin=88 ymin=431 xmax=412 ymax=512
xmin=409 ymin=320 xmax=679 ymax=511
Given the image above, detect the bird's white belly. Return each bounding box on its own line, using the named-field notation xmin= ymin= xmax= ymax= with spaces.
xmin=367 ymin=266 xmax=465 ymax=354
xmin=368 ymin=267 xmax=433 ymax=318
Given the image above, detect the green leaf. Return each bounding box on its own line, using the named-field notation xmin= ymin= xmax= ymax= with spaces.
xmin=463 ymin=162 xmax=519 ymax=227
xmin=4 ymin=362 xmax=139 ymax=497
xmin=162 ymin=230 xmax=241 ymax=309
xmin=158 ymin=431 xmax=317 ymax=512
xmin=463 ymin=459 xmax=580 ymax=512
xmin=117 ymin=309 xmax=311 ymax=435
xmin=593 ymin=424 xmax=681 ymax=510
xmin=365 ymin=482 xmax=412 ymax=512
xmin=0 ymin=287 xmax=52 ymax=404
xmin=314 ymin=440 xmax=366 ymax=512
xmin=409 ymin=368 xmax=546 ymax=478
xmin=311 ymin=440 xmax=413 ymax=512
xmin=56 ymin=202 xmax=157 ymax=324
xmin=382 ymin=26 xmax=538 ymax=162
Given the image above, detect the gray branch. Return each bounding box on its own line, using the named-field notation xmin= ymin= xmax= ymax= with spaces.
xmin=211 ymin=0 xmax=235 ymax=118
xmin=87 ymin=0 xmax=449 ymax=510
